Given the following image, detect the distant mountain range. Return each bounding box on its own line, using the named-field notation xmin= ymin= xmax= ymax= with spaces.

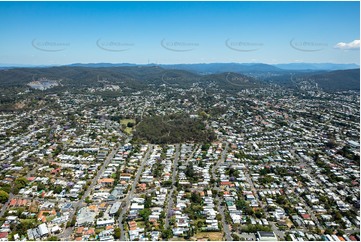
xmin=0 ymin=62 xmax=359 ymax=73
xmin=273 ymin=63 xmax=359 ymax=71
xmin=158 ymin=63 xmax=282 ymax=74
xmin=67 ymin=62 xmax=359 ymax=73
xmin=0 ymin=65 xmax=359 ymax=92
xmin=68 ymin=63 xmax=137 ymax=68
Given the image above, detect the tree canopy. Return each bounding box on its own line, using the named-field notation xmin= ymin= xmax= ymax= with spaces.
xmin=133 ymin=114 xmax=216 ymax=144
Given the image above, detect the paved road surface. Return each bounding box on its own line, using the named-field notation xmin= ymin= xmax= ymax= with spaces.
xmin=164 ymin=144 xmax=180 ymax=229
xmin=0 ymin=193 xmax=14 ymax=218
xmin=58 ymin=146 xmax=119 ymax=240
xmin=243 ymin=163 xmax=285 ymax=240
xmin=218 ymin=205 xmax=232 ymax=241
xmin=210 ymin=142 xmax=232 ymax=241
xmin=292 ymin=149 xmax=325 ymax=232
xmin=119 ymin=145 xmax=153 ymax=241
xmin=0 ymin=158 xmax=44 ymax=217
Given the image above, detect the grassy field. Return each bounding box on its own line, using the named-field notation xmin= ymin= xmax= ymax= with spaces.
xmin=285 ymin=219 xmax=294 ymax=228
xmin=120 ymin=119 xmax=135 ymax=134
xmin=195 ymin=232 xmax=223 ymax=241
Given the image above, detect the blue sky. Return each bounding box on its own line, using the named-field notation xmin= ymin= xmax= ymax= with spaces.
xmin=0 ymin=1 xmax=359 ymax=65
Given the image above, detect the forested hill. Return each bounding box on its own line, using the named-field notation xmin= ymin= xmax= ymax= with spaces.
xmin=0 ymin=65 xmax=359 ymax=92
xmin=0 ymin=66 xmax=262 ymax=91
xmin=306 ymin=69 xmax=360 ymax=92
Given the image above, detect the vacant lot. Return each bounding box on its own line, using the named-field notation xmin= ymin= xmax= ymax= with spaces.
xmin=195 ymin=231 xmax=223 ymax=241
xmin=120 ymin=119 xmax=135 ymax=134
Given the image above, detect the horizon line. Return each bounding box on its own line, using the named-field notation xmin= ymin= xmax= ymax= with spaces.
xmin=0 ymin=61 xmax=360 ymax=67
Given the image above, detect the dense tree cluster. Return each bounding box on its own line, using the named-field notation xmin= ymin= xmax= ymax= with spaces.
xmin=0 ymin=190 xmax=9 ymax=203
xmin=133 ymin=114 xmax=216 ymax=144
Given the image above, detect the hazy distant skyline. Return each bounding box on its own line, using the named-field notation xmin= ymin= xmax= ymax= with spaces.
xmin=0 ymin=1 xmax=359 ymax=65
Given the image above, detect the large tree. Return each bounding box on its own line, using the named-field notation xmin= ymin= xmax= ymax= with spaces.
xmin=0 ymin=190 xmax=9 ymax=203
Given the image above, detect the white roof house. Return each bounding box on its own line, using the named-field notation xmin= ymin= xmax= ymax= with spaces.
xmin=38 ymin=223 xmax=49 ymax=237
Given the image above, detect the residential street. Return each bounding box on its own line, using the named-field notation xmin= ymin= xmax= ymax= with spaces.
xmin=118 ymin=144 xmax=153 ymax=241
xmin=210 ymin=142 xmax=232 ymax=241
xmin=164 ymin=144 xmax=180 ymax=229
xmin=58 ymin=146 xmax=120 ymax=240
